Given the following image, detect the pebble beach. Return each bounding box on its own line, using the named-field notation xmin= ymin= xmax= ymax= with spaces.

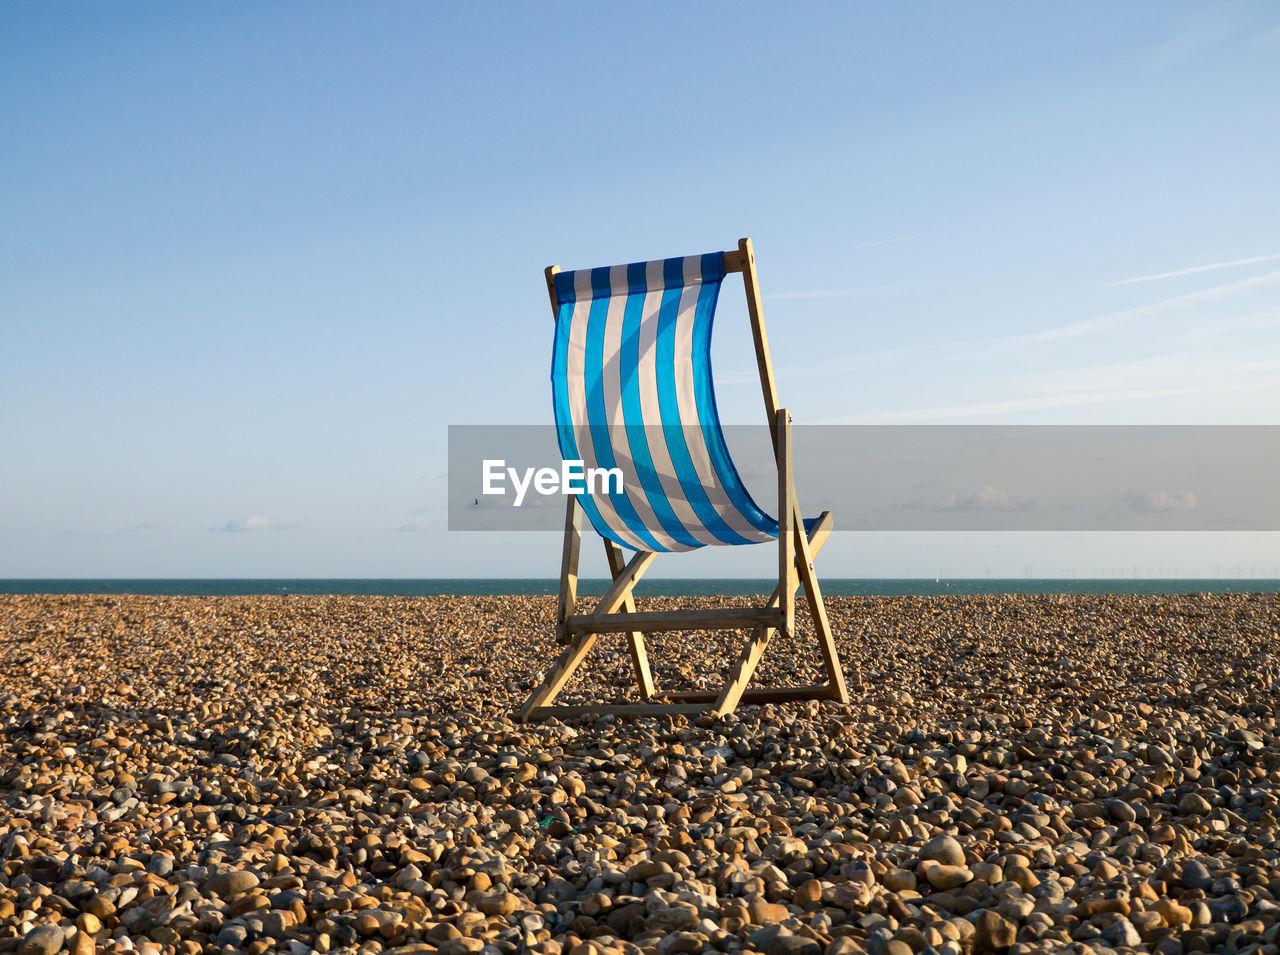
xmin=2 ymin=592 xmax=1279 ymax=955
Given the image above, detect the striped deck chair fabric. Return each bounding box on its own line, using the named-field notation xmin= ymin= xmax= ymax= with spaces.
xmin=550 ymin=252 xmax=786 ymax=553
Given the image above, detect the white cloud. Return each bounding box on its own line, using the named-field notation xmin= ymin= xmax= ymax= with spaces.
xmin=1026 ymin=268 xmax=1280 ymax=344
xmin=924 ymin=485 xmax=1040 ymax=513
xmin=849 ymin=365 xmax=1280 ymax=423
xmin=1125 ymin=490 xmax=1197 ymax=513
xmin=216 ymin=515 xmax=282 ymax=533
xmin=1108 ymin=253 xmax=1280 ymax=286
xmin=1145 ymin=10 xmax=1245 ymax=72
xmin=397 ymin=516 xmax=442 ymax=533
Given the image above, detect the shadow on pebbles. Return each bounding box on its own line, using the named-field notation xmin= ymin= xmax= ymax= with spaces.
xmin=2 ymin=592 xmax=1279 ymax=955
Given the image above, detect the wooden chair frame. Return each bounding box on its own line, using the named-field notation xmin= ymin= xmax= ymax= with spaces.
xmin=519 ymin=237 xmax=849 ymax=721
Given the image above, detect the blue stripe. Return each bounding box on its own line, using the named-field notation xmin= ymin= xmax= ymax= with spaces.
xmin=653 ymin=257 xmax=755 ymax=545
xmin=582 ymin=268 xmax=665 ymax=551
xmin=550 ymin=297 xmax=631 ymax=549
xmin=618 ymin=263 xmax=701 ymax=548
xmin=555 ymin=253 xmax=727 ymax=303
xmin=692 ymin=252 xmax=779 ymax=536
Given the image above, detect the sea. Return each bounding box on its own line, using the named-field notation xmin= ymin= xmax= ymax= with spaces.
xmin=1 ymin=579 xmax=1277 ymax=597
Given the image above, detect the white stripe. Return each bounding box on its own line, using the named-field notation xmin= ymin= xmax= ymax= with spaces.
xmin=672 ymin=257 xmax=775 ymax=542
xmin=634 ymin=260 xmax=722 ymax=546
xmin=600 ymin=266 xmax=683 ymax=552
xmin=559 ymin=253 xmax=775 ymax=548
xmin=565 ymin=272 xmax=649 ymax=550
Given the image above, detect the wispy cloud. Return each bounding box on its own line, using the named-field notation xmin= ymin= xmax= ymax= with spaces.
xmin=902 ymin=485 xmax=1041 ymax=513
xmin=850 ymin=369 xmax=1280 ymax=423
xmin=850 ymin=234 xmax=917 ymax=251
xmin=1145 ymin=10 xmax=1245 ymax=72
xmin=397 ymin=516 xmax=441 ymax=534
xmin=1125 ymin=490 xmax=1196 ymax=513
xmin=216 ymin=515 xmax=289 ymax=533
xmin=1020 ymin=268 xmax=1280 ymax=344
xmin=1108 ymin=253 xmax=1280 ymax=286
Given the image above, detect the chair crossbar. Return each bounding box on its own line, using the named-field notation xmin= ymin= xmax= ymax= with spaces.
xmin=664 ymin=684 xmax=841 ymax=704
xmin=565 ymin=607 xmax=783 ymax=634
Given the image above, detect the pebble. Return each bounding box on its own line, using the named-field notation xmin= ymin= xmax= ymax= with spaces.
xmin=19 ymin=926 xmax=65 ymax=955
xmin=920 ymin=835 xmax=966 ymax=866
xmin=924 ymin=864 xmax=973 ymax=890
xmin=2 ymin=591 xmax=1278 ymax=955
xmin=972 ymin=910 xmax=1016 ymax=952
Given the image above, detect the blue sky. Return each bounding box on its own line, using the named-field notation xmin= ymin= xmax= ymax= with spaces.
xmin=3 ymin=2 xmax=1278 ymax=578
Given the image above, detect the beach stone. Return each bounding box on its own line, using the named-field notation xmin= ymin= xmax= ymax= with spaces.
xmin=207 ymin=870 xmax=260 ymax=897
xmin=1179 ymin=793 xmax=1212 ymax=815
xmin=147 ymin=855 xmax=174 ymax=877
xmin=847 ymin=861 xmax=874 ymax=887
xmin=748 ymin=924 xmax=819 ymax=955
xmin=217 ymin=924 xmax=250 ymax=948
xmin=1154 ymin=899 xmax=1193 ymax=927
xmin=793 ymin=880 xmax=823 ymax=908
xmin=920 ymin=835 xmax=966 ymax=867
xmin=748 ymin=900 xmax=791 ymax=924
xmin=1104 ymin=798 xmax=1137 ymax=823
xmin=824 ymin=883 xmax=872 ymax=910
xmin=971 ymin=863 xmax=1003 ymax=884
xmin=972 ymin=910 xmax=1015 ymax=953
xmin=19 ymin=926 xmax=65 ymax=955
xmin=882 ymin=868 xmax=917 ymax=891
xmin=1102 ymin=919 xmax=1142 ymax=948
xmin=438 ymin=940 xmax=485 ymax=955
xmin=426 ymin=924 xmax=463 ymax=943
xmin=1181 ymin=860 xmax=1213 ymax=890
xmin=764 ymin=937 xmax=822 ymax=955
xmin=825 ymin=941 xmax=862 ymax=955
xmin=665 ymin=932 xmax=709 ymax=954
xmin=1210 ymin=896 xmax=1247 ymax=922
xmin=646 ymin=903 xmax=698 ymax=932
xmin=76 ymin=913 xmax=101 ymax=935
xmin=1003 ymin=865 xmax=1037 ymax=890
xmin=477 ymin=891 xmax=520 ymax=916
xmin=925 ymin=864 xmax=973 ymax=890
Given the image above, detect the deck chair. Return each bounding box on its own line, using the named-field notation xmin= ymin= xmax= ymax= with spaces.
xmin=519 ymin=238 xmax=848 ymax=721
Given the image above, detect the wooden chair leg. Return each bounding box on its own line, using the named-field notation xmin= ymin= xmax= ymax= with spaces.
xmin=776 ymin=409 xmax=795 ymax=638
xmin=665 ymin=515 xmax=837 ymax=708
xmin=791 ymin=506 xmax=849 ymax=704
xmin=518 ymin=633 xmax=599 ymax=719
xmin=554 ymin=497 xmax=583 ymax=645
xmin=519 ymin=498 xmax=586 ymax=719
xmin=605 ymin=539 xmax=655 ymax=699
xmin=713 ymin=625 xmax=772 ymax=716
